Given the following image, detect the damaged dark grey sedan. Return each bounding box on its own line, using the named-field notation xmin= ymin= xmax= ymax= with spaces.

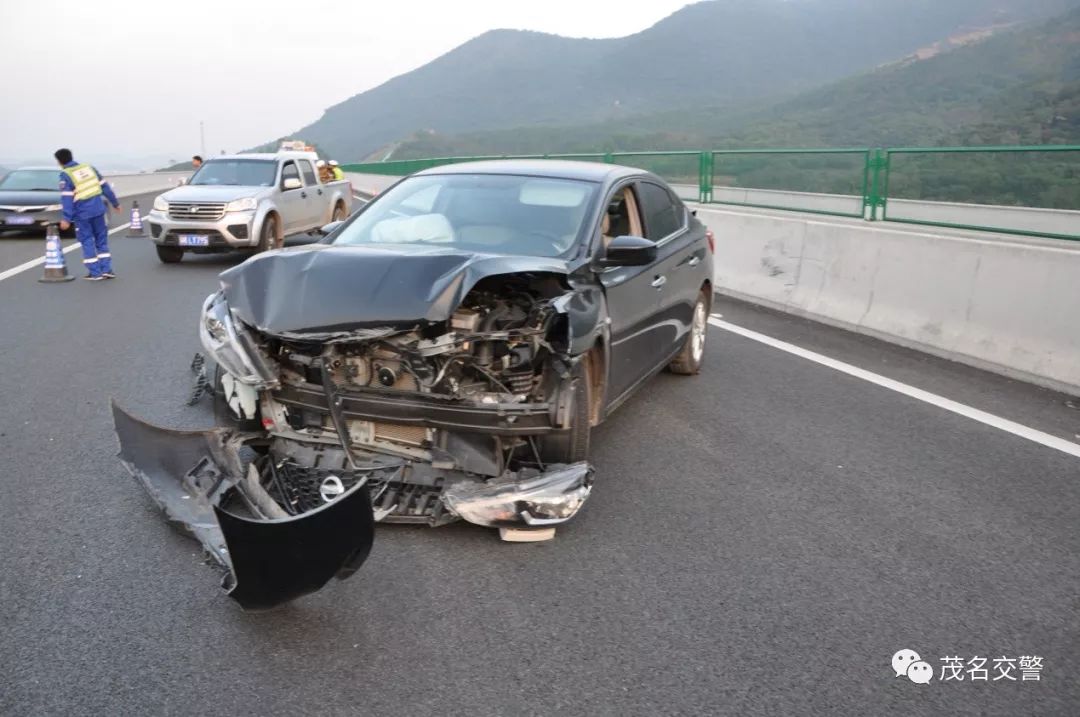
xmin=115 ymin=160 xmax=714 ymax=609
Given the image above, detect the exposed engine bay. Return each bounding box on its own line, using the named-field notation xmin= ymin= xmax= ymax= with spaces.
xmin=254 ymin=274 xmax=589 ymax=525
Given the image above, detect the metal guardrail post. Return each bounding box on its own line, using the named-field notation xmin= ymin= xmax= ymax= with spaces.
xmin=699 ymin=152 xmax=714 ymax=203
xmin=864 ymin=148 xmax=889 ymax=221
xmin=603 ymin=153 xmax=614 ymax=164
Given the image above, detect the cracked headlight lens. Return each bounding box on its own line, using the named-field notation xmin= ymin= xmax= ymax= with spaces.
xmin=198 ymin=292 xmax=277 ymax=388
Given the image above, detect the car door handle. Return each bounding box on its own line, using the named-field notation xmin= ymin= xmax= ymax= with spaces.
xmin=687 ymin=256 xmax=701 ymax=267
xmin=317 ymin=189 xmax=323 ymax=195
xmin=651 ymin=275 xmax=667 ymax=289
xmin=300 ymin=191 xmax=308 ymax=198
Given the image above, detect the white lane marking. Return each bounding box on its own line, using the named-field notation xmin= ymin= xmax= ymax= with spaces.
xmin=709 ymin=316 xmax=1080 ymax=460
xmin=0 ymin=223 xmax=132 ymax=282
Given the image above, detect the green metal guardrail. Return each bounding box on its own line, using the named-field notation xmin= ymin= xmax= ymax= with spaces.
xmin=343 ymin=145 xmax=1080 ymax=241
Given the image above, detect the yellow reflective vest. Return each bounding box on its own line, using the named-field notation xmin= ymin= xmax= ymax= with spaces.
xmin=63 ymin=163 xmax=104 ymax=202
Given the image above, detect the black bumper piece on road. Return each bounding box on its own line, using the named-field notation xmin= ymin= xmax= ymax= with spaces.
xmin=112 ymin=402 xmax=375 ymax=611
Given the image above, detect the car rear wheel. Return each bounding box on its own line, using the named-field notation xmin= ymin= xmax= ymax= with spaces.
xmin=332 ymin=202 xmax=347 ymax=223
xmin=668 ymin=289 xmax=710 ymax=375
xmin=257 ymin=214 xmax=278 ymax=253
xmin=155 ymin=245 xmax=184 ymax=263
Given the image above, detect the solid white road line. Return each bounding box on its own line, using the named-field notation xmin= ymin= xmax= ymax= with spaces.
xmin=0 ymin=222 xmax=132 ymax=283
xmin=709 ymin=316 xmax=1080 ymax=460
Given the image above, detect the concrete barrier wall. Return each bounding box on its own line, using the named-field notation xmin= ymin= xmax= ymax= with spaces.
xmin=103 ymin=172 xmax=191 ymax=198
xmin=344 ymin=172 xmax=403 ymax=196
xmin=697 ymin=205 xmax=1080 ymax=393
xmin=887 ymin=198 xmax=1080 ymax=238
xmin=710 ymin=186 xmax=864 ymax=215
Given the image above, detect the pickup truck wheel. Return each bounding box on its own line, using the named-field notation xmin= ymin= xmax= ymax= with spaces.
xmin=155 ymin=245 xmax=184 ymax=263
xmin=332 ymin=202 xmax=346 ymax=222
xmin=668 ymin=289 xmax=710 ymax=375
xmin=257 ymin=214 xmax=278 ymax=253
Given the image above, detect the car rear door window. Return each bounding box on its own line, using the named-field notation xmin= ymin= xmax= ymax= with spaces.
xmin=300 ymin=160 xmax=318 ymax=186
xmin=636 ymin=181 xmax=684 ymax=241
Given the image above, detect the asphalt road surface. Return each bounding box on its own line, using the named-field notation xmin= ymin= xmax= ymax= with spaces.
xmin=1 ymin=226 xmax=1077 ymax=715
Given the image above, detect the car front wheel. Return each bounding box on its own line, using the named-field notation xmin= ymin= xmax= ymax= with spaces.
xmin=257 ymin=214 xmax=279 ymax=252
xmin=668 ymin=289 xmax=710 ymax=375
xmin=155 ymin=245 xmax=184 ymax=263
xmin=540 ymin=359 xmax=592 ymax=464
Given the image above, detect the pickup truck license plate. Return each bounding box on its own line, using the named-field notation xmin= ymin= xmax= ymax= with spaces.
xmin=4 ymin=215 xmax=35 ymax=225
xmin=178 ymin=234 xmax=210 ymax=246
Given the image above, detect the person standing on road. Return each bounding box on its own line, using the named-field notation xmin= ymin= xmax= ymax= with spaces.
xmin=329 ymin=160 xmax=344 ymax=181
xmin=55 ymin=148 xmax=121 ymax=281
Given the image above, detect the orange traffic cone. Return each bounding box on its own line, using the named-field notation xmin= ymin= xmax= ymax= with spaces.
xmin=38 ymin=224 xmax=74 ymax=283
xmin=127 ymin=200 xmax=145 ymax=237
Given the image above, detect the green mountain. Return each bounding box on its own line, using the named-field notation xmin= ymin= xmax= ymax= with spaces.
xmin=383 ymin=7 xmax=1080 ymax=209
xmin=273 ymin=0 xmax=1075 ymax=161
xmin=391 ymin=5 xmax=1080 ymax=158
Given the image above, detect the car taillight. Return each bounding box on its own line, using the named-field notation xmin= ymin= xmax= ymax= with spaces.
xmin=705 ymin=229 xmax=715 ymax=254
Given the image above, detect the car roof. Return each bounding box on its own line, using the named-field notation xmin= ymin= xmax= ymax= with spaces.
xmin=414 ymin=159 xmax=644 ymax=184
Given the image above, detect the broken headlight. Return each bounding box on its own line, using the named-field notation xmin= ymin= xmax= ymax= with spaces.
xmin=442 ymin=463 xmax=593 ymax=527
xmin=199 ymin=292 xmax=278 ymax=388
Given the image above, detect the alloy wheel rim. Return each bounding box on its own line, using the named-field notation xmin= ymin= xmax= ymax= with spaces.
xmin=691 ymin=300 xmax=706 ymax=363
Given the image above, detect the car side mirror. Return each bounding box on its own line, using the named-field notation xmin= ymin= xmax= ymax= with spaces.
xmin=282 ymin=177 xmax=302 ymax=191
xmin=601 ymin=235 xmax=657 ymax=267
xmin=317 ymin=220 xmax=344 ymax=236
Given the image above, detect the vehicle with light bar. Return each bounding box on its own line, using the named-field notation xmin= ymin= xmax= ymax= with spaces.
xmin=145 ymin=151 xmax=351 ymax=263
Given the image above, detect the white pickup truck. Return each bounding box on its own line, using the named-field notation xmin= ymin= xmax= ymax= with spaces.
xmin=146 ymin=151 xmax=352 ymax=263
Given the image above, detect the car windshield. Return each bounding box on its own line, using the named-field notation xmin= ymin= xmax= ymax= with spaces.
xmin=0 ymin=169 xmax=58 ymax=191
xmin=333 ymin=173 xmax=599 ymax=258
xmin=189 ymin=159 xmax=276 ymax=187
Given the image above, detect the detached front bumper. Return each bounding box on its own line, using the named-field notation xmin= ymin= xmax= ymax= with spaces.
xmin=113 ymin=402 xmax=375 ymax=611
xmin=146 ymin=209 xmax=258 ymax=248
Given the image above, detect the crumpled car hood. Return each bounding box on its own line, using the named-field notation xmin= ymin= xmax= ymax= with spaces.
xmin=219 ymin=244 xmax=572 ymax=335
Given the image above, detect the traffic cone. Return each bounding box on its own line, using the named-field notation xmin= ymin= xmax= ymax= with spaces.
xmin=127 ymin=200 xmax=145 ymax=237
xmin=38 ymin=224 xmax=75 ymax=283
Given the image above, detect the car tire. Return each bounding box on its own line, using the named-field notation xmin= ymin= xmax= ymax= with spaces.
xmin=540 ymin=359 xmax=591 ymax=464
xmin=668 ymin=288 xmax=710 ymax=376
xmin=257 ymin=214 xmax=278 ymax=253
xmin=155 ymin=245 xmax=184 ymax=263
xmin=332 ymin=202 xmax=347 ymax=223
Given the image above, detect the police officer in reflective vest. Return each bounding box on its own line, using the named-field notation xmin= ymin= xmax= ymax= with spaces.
xmin=55 ymin=148 xmax=122 ymax=280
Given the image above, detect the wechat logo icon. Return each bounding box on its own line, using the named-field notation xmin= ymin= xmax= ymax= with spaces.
xmin=893 ymin=649 xmax=933 ymax=684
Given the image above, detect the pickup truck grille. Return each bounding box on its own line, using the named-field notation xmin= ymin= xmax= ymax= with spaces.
xmin=168 ymin=202 xmax=226 ymax=221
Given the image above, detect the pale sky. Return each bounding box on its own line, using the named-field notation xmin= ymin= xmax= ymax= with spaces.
xmin=0 ymin=0 xmax=694 ymax=168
